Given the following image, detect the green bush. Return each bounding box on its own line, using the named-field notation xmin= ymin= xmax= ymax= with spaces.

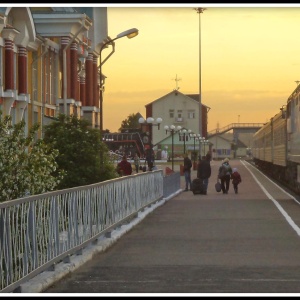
xmin=43 ymin=114 xmax=118 ymax=189
xmin=0 ymin=112 xmax=63 ymax=202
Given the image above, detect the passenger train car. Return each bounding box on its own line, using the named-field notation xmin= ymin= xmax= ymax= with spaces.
xmin=252 ymin=85 xmax=300 ymax=193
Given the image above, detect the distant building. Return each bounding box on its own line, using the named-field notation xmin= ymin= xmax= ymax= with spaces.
xmin=144 ymin=90 xmax=210 ymax=145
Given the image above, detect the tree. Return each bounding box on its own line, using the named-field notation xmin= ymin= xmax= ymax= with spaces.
xmin=0 ymin=113 xmax=63 ymax=202
xmin=119 ymin=113 xmax=142 ymax=132
xmin=43 ymin=114 xmax=118 ymax=189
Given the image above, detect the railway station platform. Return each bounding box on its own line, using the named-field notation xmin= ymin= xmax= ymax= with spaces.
xmin=22 ymin=159 xmax=300 ymax=295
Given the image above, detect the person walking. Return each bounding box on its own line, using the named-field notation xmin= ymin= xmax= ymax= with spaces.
xmin=218 ymin=157 xmax=232 ymax=194
xmin=133 ymin=153 xmax=140 ymax=173
xmin=231 ymin=167 xmax=242 ymax=194
xmin=197 ymin=153 xmax=212 ymax=195
xmin=145 ymin=147 xmax=155 ymax=171
xmin=183 ymin=153 xmax=193 ymax=191
xmin=117 ymin=155 xmax=132 ymax=176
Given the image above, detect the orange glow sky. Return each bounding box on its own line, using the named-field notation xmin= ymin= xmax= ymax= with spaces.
xmin=103 ymin=4 xmax=300 ymax=133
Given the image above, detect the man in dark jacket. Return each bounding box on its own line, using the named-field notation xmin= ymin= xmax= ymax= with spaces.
xmin=197 ymin=153 xmax=211 ymax=195
xmin=183 ymin=153 xmax=193 ymax=191
xmin=117 ymin=155 xmax=132 ymax=176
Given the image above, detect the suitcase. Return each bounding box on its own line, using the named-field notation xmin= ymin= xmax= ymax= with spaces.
xmin=191 ymin=178 xmax=204 ymax=195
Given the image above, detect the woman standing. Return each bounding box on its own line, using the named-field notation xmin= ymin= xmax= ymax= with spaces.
xmin=133 ymin=153 xmax=140 ymax=173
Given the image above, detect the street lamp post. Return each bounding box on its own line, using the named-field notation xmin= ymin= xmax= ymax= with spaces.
xmin=164 ymin=125 xmax=182 ymax=171
xmin=180 ymin=129 xmax=192 ymax=155
xmin=194 ymin=7 xmax=206 ymax=137
xmin=197 ymin=136 xmax=204 ymax=158
xmin=181 ymin=129 xmax=186 ymax=155
xmin=203 ymin=139 xmax=209 ymax=157
xmin=99 ymin=28 xmax=139 ymax=136
xmin=139 ymin=117 xmax=162 ymax=169
xmin=190 ymin=132 xmax=201 ymax=170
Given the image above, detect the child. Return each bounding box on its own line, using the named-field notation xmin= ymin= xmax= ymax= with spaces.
xmin=231 ymin=168 xmax=242 ymax=194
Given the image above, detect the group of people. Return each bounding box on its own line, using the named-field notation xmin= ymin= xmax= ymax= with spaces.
xmin=183 ymin=153 xmax=242 ymax=195
xmin=117 ymin=151 xmax=242 ymax=195
xmin=218 ymin=158 xmax=242 ymax=194
xmin=116 ymin=152 xmax=157 ymax=177
xmin=183 ymin=153 xmax=212 ymax=195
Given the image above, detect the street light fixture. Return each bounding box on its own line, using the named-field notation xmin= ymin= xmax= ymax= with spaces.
xmin=179 ymin=128 xmax=192 ymax=155
xmin=190 ymin=132 xmax=201 ymax=169
xmin=139 ymin=117 xmax=162 ymax=169
xmin=194 ymin=7 xmax=206 ymax=137
xmin=164 ymin=125 xmax=182 ymax=171
xmin=197 ymin=136 xmax=204 ymax=158
xmin=199 ymin=138 xmax=209 ymax=157
xmin=99 ymin=28 xmax=139 ymax=135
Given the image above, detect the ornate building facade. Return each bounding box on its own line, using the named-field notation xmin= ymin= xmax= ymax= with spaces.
xmin=0 ymin=7 xmax=108 ymax=137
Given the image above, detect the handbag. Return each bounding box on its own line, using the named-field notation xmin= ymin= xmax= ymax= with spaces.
xmin=215 ymin=179 xmax=222 ymax=192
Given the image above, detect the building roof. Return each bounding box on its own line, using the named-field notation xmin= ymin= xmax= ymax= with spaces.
xmin=144 ymin=89 xmax=210 ymax=109
xmin=186 ymin=94 xmax=211 ymax=111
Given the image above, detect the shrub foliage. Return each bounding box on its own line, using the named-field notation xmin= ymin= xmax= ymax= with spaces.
xmin=43 ymin=114 xmax=118 ymax=189
xmin=0 ymin=113 xmax=62 ymax=202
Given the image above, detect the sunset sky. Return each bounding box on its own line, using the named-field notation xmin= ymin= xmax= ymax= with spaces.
xmin=103 ymin=4 xmax=300 ymax=133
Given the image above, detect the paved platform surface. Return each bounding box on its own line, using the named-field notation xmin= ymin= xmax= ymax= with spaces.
xmin=21 ymin=159 xmax=300 ymax=295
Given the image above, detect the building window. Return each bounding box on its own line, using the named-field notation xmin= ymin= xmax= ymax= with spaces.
xmin=188 ymin=110 xmax=195 ymax=119
xmin=32 ymin=52 xmax=38 ymax=102
xmin=169 ymin=109 xmax=174 ymax=118
xmin=179 ymin=135 xmax=188 ymax=142
xmin=44 ymin=48 xmax=58 ymax=105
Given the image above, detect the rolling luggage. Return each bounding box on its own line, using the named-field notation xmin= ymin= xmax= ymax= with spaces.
xmin=191 ymin=178 xmax=204 ymax=195
xmin=215 ymin=179 xmax=222 ymax=192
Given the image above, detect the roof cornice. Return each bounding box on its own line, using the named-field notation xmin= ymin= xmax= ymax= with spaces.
xmin=32 ymin=13 xmax=92 ymax=39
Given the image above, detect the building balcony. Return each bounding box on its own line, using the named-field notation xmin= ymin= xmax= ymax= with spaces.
xmin=174 ymin=117 xmax=184 ymax=123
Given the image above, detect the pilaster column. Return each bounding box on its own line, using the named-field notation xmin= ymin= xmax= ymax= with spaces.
xmin=93 ymin=54 xmax=98 ymax=107
xmin=18 ymin=46 xmax=27 ymax=94
xmin=85 ymin=53 xmax=93 ymax=106
xmin=61 ymin=37 xmax=71 ymax=99
xmin=70 ymin=42 xmax=78 ymax=100
xmin=4 ymin=39 xmax=14 ymax=90
xmin=80 ymin=75 xmax=86 ymax=106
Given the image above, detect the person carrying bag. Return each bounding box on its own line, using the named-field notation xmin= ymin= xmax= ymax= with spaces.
xmin=218 ymin=158 xmax=232 ymax=194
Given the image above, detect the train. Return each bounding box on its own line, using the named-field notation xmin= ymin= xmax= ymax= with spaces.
xmin=252 ymin=84 xmax=300 ymax=194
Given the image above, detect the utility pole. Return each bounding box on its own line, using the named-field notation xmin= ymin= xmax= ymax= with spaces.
xmin=194 ymin=7 xmax=207 ymax=137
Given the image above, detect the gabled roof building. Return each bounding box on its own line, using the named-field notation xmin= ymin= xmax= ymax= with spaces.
xmin=144 ymin=89 xmax=210 ymax=146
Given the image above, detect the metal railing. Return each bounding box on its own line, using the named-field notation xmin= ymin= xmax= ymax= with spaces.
xmin=0 ymin=170 xmax=181 ymax=292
